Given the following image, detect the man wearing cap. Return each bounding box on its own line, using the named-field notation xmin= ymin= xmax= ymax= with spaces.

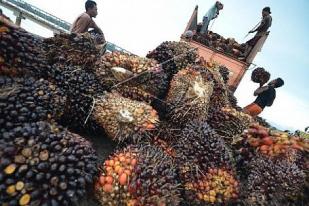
xmin=242 ymin=7 xmax=272 ymax=58
xmin=200 ymin=1 xmax=224 ymax=35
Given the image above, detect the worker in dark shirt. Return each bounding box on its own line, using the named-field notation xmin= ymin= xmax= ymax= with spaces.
xmin=241 ymin=7 xmax=272 ymax=58
xmin=243 ymin=78 xmax=284 ymax=117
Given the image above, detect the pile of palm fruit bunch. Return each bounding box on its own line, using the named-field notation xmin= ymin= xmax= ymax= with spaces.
xmin=94 ymin=144 xmax=181 ymax=206
xmin=43 ymin=32 xmax=100 ymax=66
xmin=192 ymin=31 xmax=246 ymax=60
xmin=0 ymin=121 xmax=98 ymax=206
xmin=93 ymin=51 xmax=169 ymax=103
xmin=251 ymin=67 xmax=271 ymax=86
xmin=0 ymin=21 xmax=51 ymax=78
xmin=1 ymin=18 xmax=308 ymax=206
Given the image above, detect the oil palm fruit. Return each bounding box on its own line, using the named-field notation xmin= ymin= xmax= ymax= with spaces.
xmin=0 ymin=121 xmax=98 ymax=206
xmin=95 ymin=144 xmax=181 ymax=206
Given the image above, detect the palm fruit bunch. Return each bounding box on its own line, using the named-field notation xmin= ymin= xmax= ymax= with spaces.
xmin=202 ymin=62 xmax=229 ymax=115
xmin=251 ymin=67 xmax=271 ymax=86
xmin=49 ymin=63 xmax=106 ymax=130
xmin=0 ymin=22 xmax=51 ymax=78
xmin=165 ymin=67 xmax=214 ymax=126
xmin=184 ymin=167 xmax=239 ymax=205
xmin=93 ymin=92 xmax=159 ymax=142
xmin=207 ymin=106 xmax=252 ymax=142
xmin=227 ymin=90 xmax=241 ymax=110
xmin=0 ymin=121 xmax=98 ymax=206
xmin=174 ymin=120 xmax=239 ymax=205
xmin=0 ymin=75 xmax=66 ymax=132
xmin=254 ymin=116 xmax=272 ymax=128
xmin=218 ymin=65 xmax=230 ymax=84
xmin=43 ymin=32 xmax=99 ymax=66
xmin=175 ymin=120 xmax=235 ymax=174
xmin=244 ymin=154 xmax=306 ymax=206
xmin=146 ymin=41 xmax=198 ymax=76
xmin=242 ymin=123 xmax=308 ymax=158
xmin=95 ymin=144 xmax=181 ymax=206
xmin=88 ymin=30 xmax=106 ymax=45
xmin=94 ymin=52 xmax=169 ymax=102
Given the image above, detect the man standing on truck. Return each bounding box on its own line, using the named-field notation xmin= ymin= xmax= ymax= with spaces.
xmin=200 ymin=1 xmax=224 ymax=35
xmin=243 ymin=78 xmax=284 ymax=117
xmin=241 ymin=7 xmax=272 ymax=58
xmin=71 ymin=1 xmax=104 ymax=36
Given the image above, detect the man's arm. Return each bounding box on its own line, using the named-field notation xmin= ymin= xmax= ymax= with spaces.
xmin=89 ymin=20 xmax=103 ymax=35
xmin=254 ymin=85 xmax=269 ymax=96
xmin=249 ymin=18 xmax=267 ymax=33
xmin=251 ymin=16 xmax=271 ymax=33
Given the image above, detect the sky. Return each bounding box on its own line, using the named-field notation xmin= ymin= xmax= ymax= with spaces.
xmin=1 ymin=0 xmax=308 ymax=131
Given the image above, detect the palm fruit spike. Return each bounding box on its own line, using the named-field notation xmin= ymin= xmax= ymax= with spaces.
xmin=207 ymin=106 xmax=253 ymax=143
xmin=165 ymin=67 xmax=214 ymax=126
xmin=151 ymin=137 xmax=177 ymax=157
xmin=174 ymin=120 xmax=236 ymax=188
xmin=184 ymin=167 xmax=239 ymax=205
xmin=113 ymin=85 xmax=154 ymax=103
xmin=0 ymin=75 xmax=66 ymax=133
xmin=95 ymin=144 xmax=181 ymax=206
xmin=94 ymin=51 xmax=169 ymax=101
xmin=0 ymin=22 xmax=51 ymax=78
xmin=251 ymin=67 xmax=271 ymax=86
xmin=0 ymin=121 xmax=98 ymax=206
xmin=43 ymin=32 xmax=99 ymax=66
xmin=93 ymin=92 xmax=159 ymax=142
xmin=244 ymin=154 xmax=306 ymax=206
xmin=242 ymin=123 xmax=309 ymax=157
xmin=146 ymin=41 xmax=198 ymax=76
xmin=49 ymin=63 xmax=106 ymax=130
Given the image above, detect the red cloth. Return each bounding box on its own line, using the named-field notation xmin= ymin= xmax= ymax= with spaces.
xmin=243 ymin=103 xmax=263 ymax=117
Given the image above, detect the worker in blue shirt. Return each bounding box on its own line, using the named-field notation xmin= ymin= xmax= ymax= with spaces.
xmin=200 ymin=1 xmax=224 ymax=34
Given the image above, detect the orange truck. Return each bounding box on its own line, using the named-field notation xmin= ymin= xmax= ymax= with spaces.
xmin=182 ymin=6 xmax=269 ymax=92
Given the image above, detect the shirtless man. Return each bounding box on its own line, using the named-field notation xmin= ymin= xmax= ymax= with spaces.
xmin=71 ymin=0 xmax=103 ymax=35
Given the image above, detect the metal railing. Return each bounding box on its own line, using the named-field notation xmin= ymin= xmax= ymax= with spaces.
xmin=0 ymin=0 xmax=132 ymax=54
xmin=1 ymin=0 xmax=71 ymax=31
